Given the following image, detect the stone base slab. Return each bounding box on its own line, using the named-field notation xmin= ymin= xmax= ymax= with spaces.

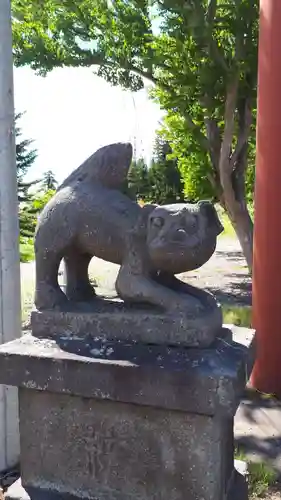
xmin=30 ymin=296 xmax=223 ymax=347
xmin=5 ymin=461 xmax=248 ymax=500
xmin=0 ymin=330 xmax=253 ymax=417
xmin=17 ymin=389 xmax=235 ymax=500
xmin=0 ymin=328 xmax=253 ymax=500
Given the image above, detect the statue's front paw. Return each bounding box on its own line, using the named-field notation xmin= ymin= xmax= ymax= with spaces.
xmin=35 ymin=285 xmax=68 ymax=311
xmin=66 ymin=284 xmax=96 ymax=303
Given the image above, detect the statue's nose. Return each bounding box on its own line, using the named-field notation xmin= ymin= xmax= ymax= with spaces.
xmin=173 ymin=228 xmax=187 ymax=242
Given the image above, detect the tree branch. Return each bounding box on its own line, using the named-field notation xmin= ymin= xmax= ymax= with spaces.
xmin=203 ymin=117 xmax=223 ymax=197
xmin=203 ymin=0 xmax=229 ymax=72
xmin=206 ymin=0 xmax=217 ymax=24
xmin=207 ymin=172 xmax=219 ymax=191
xmin=86 ymin=53 xmax=158 ymax=85
xmin=230 ymin=97 xmax=252 ymax=171
xmin=184 ymin=115 xmax=209 ymax=151
xmin=219 ymin=76 xmax=239 ymax=180
xmin=205 ymin=116 xmax=221 ymax=170
xmin=231 ymin=143 xmax=248 ymax=206
xmin=129 ymin=65 xmax=158 ymax=84
xmin=209 ymin=39 xmax=229 ymax=72
xmin=217 ymin=75 xmax=241 ymax=212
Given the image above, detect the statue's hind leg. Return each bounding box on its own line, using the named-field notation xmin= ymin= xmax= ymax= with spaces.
xmin=64 ymin=250 xmax=96 ymax=302
xmin=35 ymin=249 xmax=67 ymax=310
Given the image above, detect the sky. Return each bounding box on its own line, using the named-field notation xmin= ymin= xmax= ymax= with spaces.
xmin=13 ymin=66 xmax=163 ymax=184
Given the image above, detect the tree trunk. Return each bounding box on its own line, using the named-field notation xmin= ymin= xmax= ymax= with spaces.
xmin=205 ymin=81 xmax=254 ymax=270
xmin=216 ymin=84 xmax=253 ymax=273
xmin=224 ymin=202 xmax=253 ymax=272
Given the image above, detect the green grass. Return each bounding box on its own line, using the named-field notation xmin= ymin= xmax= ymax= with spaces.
xmin=215 ymin=203 xmax=254 ymax=239
xmin=248 ymin=462 xmax=278 ymax=498
xmin=20 ymin=239 xmax=34 ymax=263
xmin=20 ymin=270 xmax=253 ymax=328
xmin=215 ymin=205 xmax=236 ymax=238
xmin=222 ymin=305 xmax=252 ymax=328
xmin=235 ymin=449 xmax=278 ymax=499
xmin=220 ymin=214 xmax=236 ymax=238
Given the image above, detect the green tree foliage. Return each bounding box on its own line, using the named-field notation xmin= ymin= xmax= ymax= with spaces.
xmin=127 ymin=139 xmax=184 ymax=204
xmin=41 ymin=170 xmax=58 ymax=192
xmin=12 ymin=0 xmax=259 ymax=269
xmin=19 ymin=189 xmax=56 ymax=261
xmin=148 ymin=136 xmax=184 ymax=204
xmin=19 ymin=204 xmax=37 ymax=239
xmin=19 ymin=189 xmax=56 ymax=239
xmin=15 ymin=113 xmax=40 ymax=241
xmin=33 ymin=189 xmax=56 ymax=211
xmin=16 ymin=112 xmax=38 ymax=203
xmin=15 ymin=114 xmax=57 ymax=256
xmin=127 ymin=158 xmax=149 ymax=200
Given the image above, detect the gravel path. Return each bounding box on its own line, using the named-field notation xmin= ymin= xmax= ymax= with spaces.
xmin=180 ymin=237 xmax=251 ymax=306
xmin=88 ymin=236 xmax=252 ymax=307
xmin=21 ymin=236 xmax=252 ymax=309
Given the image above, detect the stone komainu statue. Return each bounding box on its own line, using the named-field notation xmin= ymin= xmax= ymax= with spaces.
xmin=34 ymin=143 xmax=223 ymax=318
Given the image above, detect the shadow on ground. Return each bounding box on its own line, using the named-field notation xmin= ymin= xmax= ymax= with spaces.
xmin=235 ymin=391 xmax=281 ymax=477
xmin=185 ymin=243 xmax=252 ymax=306
xmin=207 ymin=277 xmax=252 ymax=306
xmin=216 ymin=250 xmax=247 ymax=263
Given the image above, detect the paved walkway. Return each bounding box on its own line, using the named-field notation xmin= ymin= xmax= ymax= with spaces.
xmin=21 ymin=236 xmax=251 ymax=324
xmin=235 ymin=391 xmax=281 ymax=476
xmin=21 ymin=236 xmax=251 ymax=306
xmin=87 ymin=236 xmax=252 ymax=306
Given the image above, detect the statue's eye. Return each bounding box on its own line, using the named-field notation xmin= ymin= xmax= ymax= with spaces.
xmin=185 ymin=214 xmax=197 ymax=227
xmin=151 ymin=217 xmax=164 ymax=229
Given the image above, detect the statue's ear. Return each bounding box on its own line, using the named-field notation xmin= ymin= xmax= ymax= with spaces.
xmin=124 ymin=204 xmax=157 ymax=250
xmin=124 ymin=204 xmax=158 ymax=272
xmin=126 ymin=204 xmax=157 ymax=247
xmin=137 ymin=204 xmax=158 ymax=233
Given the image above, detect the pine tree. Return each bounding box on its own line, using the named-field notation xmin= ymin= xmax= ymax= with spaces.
xmin=148 ymin=137 xmax=185 ymax=205
xmin=41 ymin=170 xmax=58 ymax=192
xmin=16 ymin=112 xmax=38 ymax=203
xmin=16 ymin=113 xmax=40 ymax=238
xmin=127 ymin=158 xmax=149 ymax=201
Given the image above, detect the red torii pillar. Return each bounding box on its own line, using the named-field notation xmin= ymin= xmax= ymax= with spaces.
xmin=252 ymin=0 xmax=281 ymax=396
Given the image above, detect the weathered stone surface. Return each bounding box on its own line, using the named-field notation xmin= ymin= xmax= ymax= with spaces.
xmin=6 ymin=464 xmax=248 ymax=500
xmin=0 ymin=331 xmax=250 ymax=417
xmin=34 ymin=142 xmax=223 ymax=347
xmin=17 ymin=389 xmax=233 ymax=500
xmin=6 ymin=465 xmax=248 ymax=500
xmin=227 ymin=467 xmax=248 ymax=500
xmin=30 ymin=298 xmax=222 ymax=347
xmin=0 ymin=327 xmax=252 ymax=500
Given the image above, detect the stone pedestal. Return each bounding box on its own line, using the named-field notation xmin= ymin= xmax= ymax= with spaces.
xmin=0 ymin=324 xmax=253 ymax=500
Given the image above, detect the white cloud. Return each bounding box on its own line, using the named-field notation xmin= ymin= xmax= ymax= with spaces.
xmin=13 ymin=66 xmax=163 ymax=183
